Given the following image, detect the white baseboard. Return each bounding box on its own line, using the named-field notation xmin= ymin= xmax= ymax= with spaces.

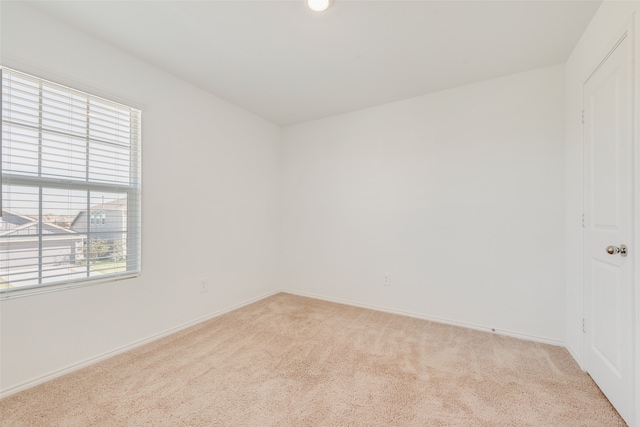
xmin=0 ymin=290 xmax=279 ymax=399
xmin=282 ymin=289 xmax=566 ymax=347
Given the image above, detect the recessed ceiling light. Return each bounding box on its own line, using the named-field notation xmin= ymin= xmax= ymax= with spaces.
xmin=307 ymin=0 xmax=331 ymax=12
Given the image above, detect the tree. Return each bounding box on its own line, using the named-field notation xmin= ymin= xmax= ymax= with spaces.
xmin=83 ymin=238 xmax=111 ymax=263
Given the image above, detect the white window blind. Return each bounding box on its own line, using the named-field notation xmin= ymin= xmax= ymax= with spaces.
xmin=0 ymin=67 xmax=141 ymax=295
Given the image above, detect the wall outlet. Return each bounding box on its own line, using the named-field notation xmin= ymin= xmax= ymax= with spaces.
xmin=199 ymin=278 xmax=208 ymax=293
xmin=383 ymin=273 xmax=391 ymax=287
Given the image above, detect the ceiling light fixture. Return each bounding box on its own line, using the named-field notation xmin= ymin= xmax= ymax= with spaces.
xmin=307 ymin=0 xmax=331 ymax=12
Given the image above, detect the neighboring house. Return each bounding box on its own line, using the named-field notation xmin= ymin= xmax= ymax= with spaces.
xmin=71 ymin=198 xmax=127 ymax=255
xmin=0 ymin=209 xmax=84 ymax=270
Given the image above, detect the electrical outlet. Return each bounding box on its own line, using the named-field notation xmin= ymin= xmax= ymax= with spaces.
xmin=383 ymin=273 xmax=391 ymax=287
xmin=199 ymin=278 xmax=207 ymax=293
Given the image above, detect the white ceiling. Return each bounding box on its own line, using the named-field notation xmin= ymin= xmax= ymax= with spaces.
xmin=27 ymin=0 xmax=601 ymax=126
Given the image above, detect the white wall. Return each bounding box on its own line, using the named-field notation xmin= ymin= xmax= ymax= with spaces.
xmin=0 ymin=2 xmax=281 ymax=394
xmin=564 ymin=1 xmax=640 ymax=423
xmin=281 ymin=65 xmax=566 ymax=344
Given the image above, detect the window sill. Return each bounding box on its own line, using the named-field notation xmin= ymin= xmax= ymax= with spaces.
xmin=0 ymin=272 xmax=140 ymax=301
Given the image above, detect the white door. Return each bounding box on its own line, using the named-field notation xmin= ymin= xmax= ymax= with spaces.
xmin=583 ymin=31 xmax=634 ymax=425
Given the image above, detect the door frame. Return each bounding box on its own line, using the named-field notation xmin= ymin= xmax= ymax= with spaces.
xmin=581 ymin=12 xmax=638 ymax=426
xmin=633 ymin=11 xmax=640 ymax=427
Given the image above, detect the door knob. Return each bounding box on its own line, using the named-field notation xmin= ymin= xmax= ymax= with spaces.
xmin=606 ymin=244 xmax=628 ymax=257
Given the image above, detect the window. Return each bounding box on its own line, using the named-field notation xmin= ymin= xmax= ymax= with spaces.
xmin=1 ymin=67 xmax=141 ymax=295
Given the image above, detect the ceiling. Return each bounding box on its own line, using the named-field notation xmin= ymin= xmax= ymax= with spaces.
xmin=26 ymin=0 xmax=601 ymax=126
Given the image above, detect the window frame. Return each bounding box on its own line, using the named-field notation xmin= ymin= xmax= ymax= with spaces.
xmin=0 ymin=67 xmax=142 ymax=299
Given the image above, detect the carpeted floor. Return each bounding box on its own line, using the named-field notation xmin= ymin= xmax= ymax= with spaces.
xmin=0 ymin=293 xmax=626 ymax=426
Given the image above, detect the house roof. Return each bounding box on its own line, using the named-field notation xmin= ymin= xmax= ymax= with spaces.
xmin=1 ymin=209 xmax=35 ymax=224
xmin=90 ymin=198 xmax=127 ymax=211
xmin=1 ymin=210 xmax=80 ymax=237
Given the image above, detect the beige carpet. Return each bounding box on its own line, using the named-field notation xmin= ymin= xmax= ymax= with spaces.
xmin=0 ymin=293 xmax=625 ymax=426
